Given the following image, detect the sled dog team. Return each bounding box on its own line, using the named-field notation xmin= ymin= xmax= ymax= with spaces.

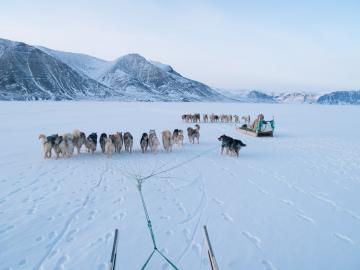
xmin=39 ymin=125 xmax=201 ymax=159
xmin=182 ymin=113 xmax=251 ymax=124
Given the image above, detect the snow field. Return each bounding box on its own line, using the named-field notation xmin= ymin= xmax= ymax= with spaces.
xmin=0 ymin=102 xmax=359 ymax=270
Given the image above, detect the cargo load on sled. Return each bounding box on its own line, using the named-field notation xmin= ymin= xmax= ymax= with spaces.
xmin=236 ymin=114 xmax=275 ymax=137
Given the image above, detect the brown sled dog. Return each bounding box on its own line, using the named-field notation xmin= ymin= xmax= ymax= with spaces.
xmin=187 ymin=124 xmax=200 ymax=144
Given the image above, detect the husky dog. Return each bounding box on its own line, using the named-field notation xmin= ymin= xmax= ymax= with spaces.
xmin=218 ymin=134 xmax=246 ymax=157
xmin=172 ymin=129 xmax=184 ymax=146
xmin=109 ymin=134 xmax=116 ymax=148
xmin=217 ymin=134 xmax=233 ymax=155
xmin=123 ymin=132 xmax=133 ymax=153
xmin=109 ymin=132 xmax=123 ymax=153
xmin=85 ymin=132 xmax=97 ymax=154
xmin=104 ymin=137 xmax=115 ymax=158
xmin=99 ymin=133 xmax=107 ymax=153
xmin=221 ymin=114 xmax=230 ymax=123
xmin=181 ymin=114 xmax=187 ymax=122
xmin=140 ymin=133 xmax=149 ymax=153
xmin=194 ymin=113 xmax=201 ymax=122
xmin=234 ymin=115 xmax=240 ymax=123
xmin=162 ymin=130 xmax=173 ymax=152
xmin=54 ymin=133 xmax=74 ymax=158
xmin=63 ymin=133 xmax=74 ymax=157
xmin=53 ymin=135 xmax=64 ymax=158
xmin=187 ymin=124 xmax=200 ymax=144
xmin=38 ymin=134 xmax=58 ymax=159
xmin=203 ymin=114 xmax=209 ymax=123
xmin=72 ymin=129 xmax=86 ymax=154
xmin=242 ymin=115 xmax=251 ymax=125
xmin=116 ymin=132 xmax=123 ymax=152
xmin=148 ymin=129 xmax=160 ymax=154
xmin=229 ymin=139 xmax=246 ymax=157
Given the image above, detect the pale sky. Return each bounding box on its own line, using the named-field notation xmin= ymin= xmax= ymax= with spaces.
xmin=1 ymin=0 xmax=359 ymax=92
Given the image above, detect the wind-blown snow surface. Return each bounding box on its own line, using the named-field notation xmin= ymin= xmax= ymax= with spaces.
xmin=0 ymin=102 xmax=359 ymax=270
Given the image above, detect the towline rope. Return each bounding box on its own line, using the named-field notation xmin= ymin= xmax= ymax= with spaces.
xmin=135 ymin=145 xmax=218 ymax=269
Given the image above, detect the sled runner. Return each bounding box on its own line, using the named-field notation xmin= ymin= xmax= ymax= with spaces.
xmin=204 ymin=225 xmax=220 ymax=270
xmin=109 ymin=229 xmax=119 ymax=270
xmin=236 ymin=117 xmax=275 ymax=137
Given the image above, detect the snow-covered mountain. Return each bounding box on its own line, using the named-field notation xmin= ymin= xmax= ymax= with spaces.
xmin=0 ymin=38 xmax=225 ymax=101
xmin=96 ymin=53 xmax=223 ymax=101
xmin=0 ymin=39 xmax=112 ymax=100
xmin=1 ymin=37 xmax=359 ymax=104
xmin=217 ymin=88 xmax=360 ymax=105
xmin=214 ymin=89 xmax=276 ymax=103
xmin=274 ymin=91 xmax=359 ymax=104
xmin=42 ymin=47 xmax=223 ymax=101
xmin=274 ymin=92 xmax=320 ymax=104
xmin=37 ymin=46 xmax=110 ymax=79
xmin=317 ymin=90 xmax=360 ymax=105
xmin=216 ymin=89 xmax=315 ymax=103
xmin=247 ymin=90 xmax=276 ymax=103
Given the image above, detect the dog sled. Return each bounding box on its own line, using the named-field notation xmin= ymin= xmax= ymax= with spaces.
xmin=237 ymin=115 xmax=275 ymax=137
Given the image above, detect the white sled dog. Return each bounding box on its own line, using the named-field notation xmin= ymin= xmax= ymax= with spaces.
xmin=104 ymin=137 xmax=115 ymax=158
xmin=162 ymin=130 xmax=173 ymax=152
xmin=54 ymin=133 xmax=74 ymax=158
xmin=187 ymin=124 xmax=200 ymax=144
xmin=148 ymin=129 xmax=160 ymax=154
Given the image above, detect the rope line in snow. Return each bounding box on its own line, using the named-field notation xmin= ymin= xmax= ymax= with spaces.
xmin=133 ymin=145 xmax=218 ymax=270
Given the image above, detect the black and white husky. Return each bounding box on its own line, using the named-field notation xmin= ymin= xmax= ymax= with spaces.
xmin=218 ymin=134 xmax=246 ymax=157
xmin=85 ymin=132 xmax=97 ymax=154
xmin=140 ymin=133 xmax=149 ymax=153
xmin=172 ymin=129 xmax=184 ymax=146
xmin=230 ymin=139 xmax=246 ymax=157
xmin=54 ymin=133 xmax=74 ymax=158
xmin=99 ymin=133 xmax=107 ymax=153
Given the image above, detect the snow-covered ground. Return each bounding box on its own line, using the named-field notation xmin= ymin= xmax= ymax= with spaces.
xmin=0 ymin=102 xmax=359 ymax=270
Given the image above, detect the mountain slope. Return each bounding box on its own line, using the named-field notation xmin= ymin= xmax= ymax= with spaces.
xmin=216 ymin=88 xmax=360 ymax=105
xmin=38 ymin=46 xmax=110 ymax=79
xmin=98 ymin=54 xmax=223 ymax=101
xmin=36 ymin=48 xmax=225 ymax=101
xmin=0 ymin=38 xmax=225 ymax=101
xmin=246 ymin=90 xmax=275 ymax=103
xmin=0 ymin=39 xmax=112 ymax=100
xmin=317 ymin=90 xmax=360 ymax=105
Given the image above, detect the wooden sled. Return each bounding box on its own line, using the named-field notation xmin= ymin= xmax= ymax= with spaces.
xmin=236 ymin=119 xmax=275 ymax=137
